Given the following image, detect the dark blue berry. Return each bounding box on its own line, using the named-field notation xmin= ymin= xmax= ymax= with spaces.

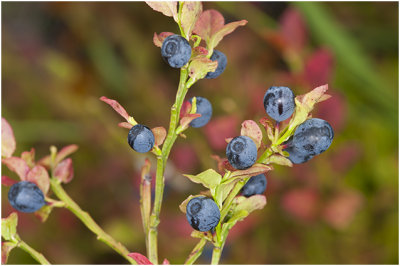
xmin=186 ymin=196 xmax=220 ymax=232
xmin=283 ymin=145 xmax=314 ymax=164
xmin=205 ymin=50 xmax=227 ymax=79
xmin=189 ymin=97 xmax=212 ymax=128
xmin=8 ymin=181 xmax=45 ymax=213
xmin=128 ymin=124 xmax=155 ymax=153
xmin=263 ymin=86 xmax=295 ymax=122
xmin=161 ymin=35 xmax=192 ymax=68
xmin=241 ymin=174 xmax=267 ymax=197
xmin=226 ymin=136 xmax=257 ymax=170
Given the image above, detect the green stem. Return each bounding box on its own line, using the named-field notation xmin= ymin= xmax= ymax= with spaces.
xmin=184 ymin=238 xmax=207 ymax=265
xmin=17 ymin=238 xmax=51 ymax=265
xmin=49 ymin=178 xmax=137 ymax=265
xmin=211 ymin=244 xmax=223 ymax=265
xmin=148 ymin=67 xmax=195 ymax=264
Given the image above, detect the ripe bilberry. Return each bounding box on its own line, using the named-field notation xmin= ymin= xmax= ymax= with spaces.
xmin=186 ymin=196 xmax=220 ymax=232
xmin=161 ymin=35 xmax=192 ymax=68
xmin=128 ymin=124 xmax=155 ymax=153
xmin=263 ymin=86 xmax=295 ymax=122
xmin=205 ymin=50 xmax=227 ymax=79
xmin=189 ymin=97 xmax=212 ymax=128
xmin=241 ymin=174 xmax=267 ymax=197
xmin=8 ymin=181 xmax=46 ymax=213
xmin=226 ymin=136 xmax=257 ymax=170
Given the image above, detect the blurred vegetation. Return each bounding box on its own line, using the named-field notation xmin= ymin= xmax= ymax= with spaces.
xmin=2 ymin=2 xmax=398 ymax=264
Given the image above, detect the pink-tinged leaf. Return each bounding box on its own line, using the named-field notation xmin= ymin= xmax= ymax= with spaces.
xmin=181 ymin=2 xmax=203 ymax=38
xmin=2 ymin=176 xmax=17 ymax=187
xmin=153 ymin=32 xmax=175 ymax=48
xmin=180 ymin=101 xmax=192 ymax=118
xmin=146 ymin=1 xmax=178 ymax=21
xmin=304 ymin=49 xmax=334 ymax=87
xmin=56 ymin=144 xmax=79 ymax=165
xmin=266 ymin=154 xmax=293 ymax=167
xmin=188 ymin=57 xmax=218 ymax=80
xmin=240 ymin=120 xmax=263 ymax=149
xmin=1 ymin=118 xmax=16 ymax=158
xmin=259 ymin=117 xmax=275 ymax=142
xmin=34 ymin=204 xmax=53 ymax=223
xmin=225 ymin=137 xmax=233 ymax=143
xmin=27 ymin=165 xmax=50 ymax=194
xmin=100 ymin=96 xmax=130 ymax=122
xmin=280 ymin=8 xmax=307 ymax=52
xmin=193 ymin=9 xmax=225 ymax=43
xmin=151 ymin=127 xmax=167 ymax=147
xmin=54 ymin=158 xmax=74 ymax=184
xmin=230 ymin=164 xmax=272 ymax=179
xmin=128 ymin=252 xmax=153 ymax=265
xmin=192 ymin=46 xmax=208 ymax=59
xmin=162 ymin=258 xmax=170 ymax=265
xmin=209 ymin=19 xmax=248 ymax=50
xmin=119 ymin=122 xmax=133 ymax=129
xmin=2 ymin=157 xmax=29 ymax=180
xmin=2 ymin=241 xmax=17 ymax=264
xmin=180 ymin=113 xmax=201 ymax=129
xmin=21 ymin=148 xmax=35 ymax=168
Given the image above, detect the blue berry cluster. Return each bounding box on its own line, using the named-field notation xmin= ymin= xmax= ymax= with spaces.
xmin=186 ymin=196 xmax=220 ymax=232
xmin=8 ymin=181 xmax=46 ymax=213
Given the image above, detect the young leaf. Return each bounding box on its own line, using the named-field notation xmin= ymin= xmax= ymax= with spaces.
xmin=26 ymin=165 xmax=50 ymax=195
xmin=34 ymin=204 xmax=53 ymax=223
xmin=266 ymin=154 xmax=293 ymax=167
xmin=229 ymin=163 xmax=272 ymax=180
xmin=1 ymin=118 xmax=16 ymax=158
xmin=259 ymin=117 xmax=275 ymax=142
xmin=191 ymin=46 xmax=208 ymax=60
xmin=2 ymin=176 xmax=17 ymax=187
xmin=214 ymin=180 xmax=237 ymax=208
xmin=38 ymin=144 xmax=78 ymax=168
xmin=193 ymin=9 xmax=225 ymax=44
xmin=54 ymin=158 xmax=74 ymax=184
xmin=153 ymin=32 xmax=175 ymax=48
xmin=179 ymin=194 xmax=206 ymax=213
xmin=180 ymin=113 xmax=201 ymax=130
xmin=151 ymin=127 xmax=167 ymax=147
xmin=2 ymin=241 xmax=17 ymax=264
xmin=240 ymin=120 xmax=263 ymax=149
xmin=209 ymin=19 xmax=248 ymax=50
xmin=1 ymin=212 xmax=18 ymax=241
xmin=128 ymin=252 xmax=153 ymax=265
xmin=100 ymin=96 xmax=130 ymax=122
xmin=146 ymin=1 xmax=178 ymax=22
xmin=233 ymin=195 xmax=267 ymax=214
xmin=188 ymin=57 xmax=218 ymax=81
xmin=118 ymin=122 xmax=133 ymax=129
xmin=183 ymin=169 xmax=222 ymax=189
xmin=180 ymin=2 xmax=203 ymax=39
xmin=2 ymin=157 xmax=29 ymax=180
xmin=21 ymin=148 xmax=35 ymax=168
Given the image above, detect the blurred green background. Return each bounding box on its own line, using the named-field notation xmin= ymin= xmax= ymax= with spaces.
xmin=2 ymin=1 xmax=398 ymax=264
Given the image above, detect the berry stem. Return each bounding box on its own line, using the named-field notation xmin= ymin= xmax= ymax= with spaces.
xmin=15 ymin=237 xmax=51 ymax=265
xmin=49 ymin=178 xmax=137 ymax=265
xmin=184 ymin=238 xmax=207 ymax=265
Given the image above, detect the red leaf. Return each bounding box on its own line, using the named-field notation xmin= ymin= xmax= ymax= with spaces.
xmin=303 ymin=49 xmax=334 ymax=88
xmin=280 ymin=8 xmax=307 ymax=52
xmin=100 ymin=96 xmax=130 ymax=122
xmin=153 ymin=32 xmax=175 ymax=48
xmin=26 ymin=165 xmax=50 ymax=195
xmin=2 ymin=176 xmax=17 ymax=187
xmin=180 ymin=113 xmax=201 ymax=129
xmin=240 ymin=120 xmax=263 ymax=149
xmin=193 ymin=9 xmax=225 ymax=42
xmin=118 ymin=122 xmax=133 ymax=129
xmin=152 ymin=127 xmax=167 ymax=147
xmin=180 ymin=101 xmax=192 ymax=118
xmin=2 ymin=157 xmax=29 ymax=180
xmin=56 ymin=145 xmax=78 ymax=165
xmin=128 ymin=253 xmax=153 ymax=265
xmin=54 ymin=158 xmax=74 ymax=184
xmin=2 ymin=118 xmax=16 ymax=158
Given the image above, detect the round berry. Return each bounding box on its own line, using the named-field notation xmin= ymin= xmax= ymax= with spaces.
xmin=161 ymin=35 xmax=192 ymax=68
xmin=241 ymin=174 xmax=267 ymax=197
xmin=8 ymin=181 xmax=45 ymax=213
xmin=186 ymin=196 xmax=220 ymax=232
xmin=283 ymin=145 xmax=314 ymax=164
xmin=189 ymin=97 xmax=212 ymax=128
xmin=292 ymin=118 xmax=334 ymax=156
xmin=226 ymin=136 xmax=257 ymax=170
xmin=128 ymin=124 xmax=155 ymax=153
xmin=263 ymin=86 xmax=295 ymax=122
xmin=205 ymin=50 xmax=227 ymax=79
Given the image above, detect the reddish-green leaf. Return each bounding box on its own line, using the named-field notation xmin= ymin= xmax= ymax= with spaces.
xmin=54 ymin=158 xmax=74 ymax=184
xmin=179 ymin=194 xmax=204 ymax=213
xmin=34 ymin=204 xmax=53 ymax=223
xmin=2 ymin=241 xmax=17 ymax=264
xmin=266 ymin=154 xmax=293 ymax=167
xmin=21 ymin=148 xmax=35 ymax=168
xmin=146 ymin=1 xmax=178 ymax=21
xmin=230 ymin=164 xmax=272 ymax=180
xmin=152 ymin=127 xmax=167 ymax=147
xmin=240 ymin=120 xmax=263 ymax=149
xmin=181 ymin=2 xmax=202 ymax=38
xmin=209 ymin=19 xmax=248 ymax=50
xmin=180 ymin=113 xmax=201 ymax=129
xmin=118 ymin=122 xmax=133 ymax=129
xmin=153 ymin=32 xmax=175 ymax=48
xmin=193 ymin=9 xmax=225 ymax=44
xmin=1 ymin=118 xmax=16 ymax=158
xmin=128 ymin=252 xmax=153 ymax=265
xmin=100 ymin=96 xmax=130 ymax=122
xmin=1 ymin=212 xmax=18 ymax=241
xmin=188 ymin=57 xmax=218 ymax=80
xmin=2 ymin=157 xmax=29 ymax=180
xmin=27 ymin=165 xmax=50 ymax=194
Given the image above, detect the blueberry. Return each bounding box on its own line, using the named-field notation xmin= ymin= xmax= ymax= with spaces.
xmin=283 ymin=145 xmax=314 ymax=164
xmin=226 ymin=136 xmax=257 ymax=170
xmin=186 ymin=196 xmax=220 ymax=232
xmin=128 ymin=124 xmax=155 ymax=153
xmin=263 ymin=86 xmax=295 ymax=122
xmin=8 ymin=181 xmax=46 ymax=213
xmin=205 ymin=50 xmax=227 ymax=79
xmin=241 ymin=174 xmax=267 ymax=197
xmin=161 ymin=34 xmax=192 ymax=68
xmin=189 ymin=97 xmax=212 ymax=128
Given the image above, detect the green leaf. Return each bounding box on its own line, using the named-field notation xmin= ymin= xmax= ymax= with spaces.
xmin=266 ymin=154 xmax=293 ymax=167
xmin=188 ymin=57 xmax=218 ymax=81
xmin=34 ymin=204 xmax=53 ymax=223
xmin=146 ymin=1 xmax=178 ymax=21
xmin=229 ymin=163 xmax=272 ymax=180
xmin=179 ymin=194 xmax=204 ymax=213
xmin=233 ymin=195 xmax=267 ymax=214
xmin=214 ymin=180 xmax=237 ymax=208
xmin=180 ymin=2 xmax=202 ymax=39
xmin=1 ymin=212 xmax=18 ymax=241
xmin=240 ymin=120 xmax=263 ymax=149
xmin=190 ymin=230 xmax=212 ymax=241
xmin=1 ymin=118 xmax=16 ymax=158
xmin=184 ymin=169 xmax=222 ymax=189
xmin=2 ymin=241 xmax=17 ymax=264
